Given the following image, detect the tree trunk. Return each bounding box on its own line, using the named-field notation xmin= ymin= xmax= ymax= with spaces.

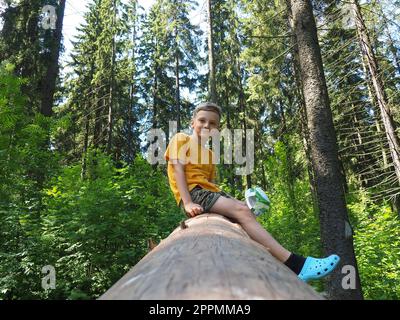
xmin=207 ymin=0 xmax=217 ymax=103
xmin=40 ymin=0 xmax=66 ymax=117
xmin=261 ymin=160 xmax=268 ymax=191
xmin=289 ymin=0 xmax=363 ymax=299
xmin=107 ymin=0 xmax=116 ymax=154
xmin=237 ymin=62 xmax=251 ymax=189
xmin=81 ymin=111 xmax=90 ymax=180
xmin=128 ymin=84 xmax=135 ymax=163
xmin=352 ymin=0 xmax=400 ymax=185
xmin=152 ymin=57 xmax=159 ymax=131
xmin=175 ymin=24 xmax=181 ymax=132
xmin=20 ymin=3 xmax=41 ymax=107
xmin=150 ymin=61 xmax=160 ymax=169
xmin=358 ymin=44 xmax=389 ymax=170
xmin=100 ymin=214 xmax=324 ymax=300
xmin=93 ymin=89 xmax=103 ymax=149
xmin=128 ymin=3 xmax=138 ymax=163
xmin=286 ymin=0 xmax=319 ymax=218
xmin=277 ymin=99 xmax=301 ymax=242
xmin=375 ymin=119 xmax=389 ymax=168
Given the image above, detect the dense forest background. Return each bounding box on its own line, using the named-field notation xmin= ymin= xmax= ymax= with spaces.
xmin=0 ymin=0 xmax=399 ymax=300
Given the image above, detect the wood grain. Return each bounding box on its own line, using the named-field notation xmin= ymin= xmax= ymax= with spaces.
xmin=99 ymin=214 xmax=324 ymax=300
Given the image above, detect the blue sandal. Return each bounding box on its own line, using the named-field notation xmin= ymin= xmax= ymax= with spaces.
xmin=298 ymin=254 xmax=340 ymax=282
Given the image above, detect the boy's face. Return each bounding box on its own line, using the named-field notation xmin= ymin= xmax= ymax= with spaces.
xmin=191 ymin=110 xmax=220 ymax=140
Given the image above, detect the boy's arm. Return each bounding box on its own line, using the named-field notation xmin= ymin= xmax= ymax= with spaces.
xmin=173 ymin=162 xmax=204 ymax=217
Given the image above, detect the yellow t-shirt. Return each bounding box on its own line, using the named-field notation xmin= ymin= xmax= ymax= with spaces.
xmin=164 ymin=132 xmax=220 ymax=204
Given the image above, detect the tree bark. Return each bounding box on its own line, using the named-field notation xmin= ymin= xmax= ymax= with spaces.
xmin=40 ymin=0 xmax=66 ymax=117
xmin=358 ymin=43 xmax=389 ymax=170
xmin=289 ymin=0 xmax=363 ymax=299
xmin=285 ymin=0 xmax=319 ymax=218
xmin=107 ymin=0 xmax=116 ymax=154
xmin=93 ymin=89 xmax=103 ymax=149
xmin=277 ymin=99 xmax=300 ymax=242
xmin=175 ymin=23 xmax=181 ymax=132
xmin=81 ymin=111 xmax=90 ymax=180
xmin=128 ymin=2 xmax=138 ymax=163
xmin=207 ymin=0 xmax=217 ymax=103
xmin=100 ymin=214 xmax=324 ymax=300
xmin=237 ymin=62 xmax=251 ymax=188
xmin=225 ymin=96 xmax=235 ymax=192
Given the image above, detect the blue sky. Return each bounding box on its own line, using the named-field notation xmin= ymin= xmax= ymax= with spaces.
xmin=63 ymin=0 xmax=157 ymax=56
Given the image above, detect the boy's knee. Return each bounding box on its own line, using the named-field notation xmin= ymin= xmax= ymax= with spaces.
xmin=234 ymin=203 xmax=254 ymax=222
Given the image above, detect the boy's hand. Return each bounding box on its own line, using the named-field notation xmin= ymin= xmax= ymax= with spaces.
xmin=184 ymin=202 xmax=204 ymax=217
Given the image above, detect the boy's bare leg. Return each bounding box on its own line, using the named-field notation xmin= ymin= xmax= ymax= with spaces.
xmin=210 ymin=196 xmax=291 ymax=263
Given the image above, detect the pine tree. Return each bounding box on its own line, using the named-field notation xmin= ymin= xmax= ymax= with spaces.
xmin=352 ymin=0 xmax=400 ymax=190
xmin=60 ymin=0 xmax=141 ymax=165
xmin=138 ymin=0 xmax=202 ymax=152
xmin=40 ymin=0 xmax=66 ymax=117
xmin=0 ymin=0 xmax=66 ymax=115
xmin=289 ymin=0 xmax=363 ymax=299
xmin=207 ymin=0 xmax=217 ymax=103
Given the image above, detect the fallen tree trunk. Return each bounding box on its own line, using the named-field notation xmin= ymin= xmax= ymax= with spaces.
xmin=99 ymin=214 xmax=323 ymax=300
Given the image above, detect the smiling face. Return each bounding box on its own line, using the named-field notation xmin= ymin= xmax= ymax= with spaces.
xmin=191 ymin=110 xmax=220 ymax=141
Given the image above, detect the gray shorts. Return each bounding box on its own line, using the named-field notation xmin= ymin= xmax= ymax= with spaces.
xmin=179 ymin=186 xmax=234 ymax=218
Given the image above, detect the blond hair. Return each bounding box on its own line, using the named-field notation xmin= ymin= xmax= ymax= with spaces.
xmin=193 ymin=102 xmax=222 ymax=119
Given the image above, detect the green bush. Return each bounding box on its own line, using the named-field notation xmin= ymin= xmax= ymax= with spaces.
xmin=348 ymin=189 xmax=400 ymax=299
xmin=257 ymin=140 xmax=323 ymax=292
xmin=39 ymin=152 xmax=182 ymax=299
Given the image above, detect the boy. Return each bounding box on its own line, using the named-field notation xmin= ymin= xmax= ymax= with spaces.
xmin=164 ymin=102 xmax=340 ymax=282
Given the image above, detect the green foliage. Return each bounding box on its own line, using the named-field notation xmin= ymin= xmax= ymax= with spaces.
xmin=253 ymin=138 xmax=400 ymax=299
xmin=260 ymin=141 xmax=321 ymax=254
xmin=347 ymin=189 xmax=400 ymax=299
xmin=256 ymin=139 xmax=324 ymax=293
xmin=38 ymin=152 xmax=181 ymax=299
xmin=0 ymin=62 xmax=59 ymax=299
xmin=1 ymin=62 xmax=183 ymax=299
xmin=1 ymin=149 xmax=182 ymax=299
